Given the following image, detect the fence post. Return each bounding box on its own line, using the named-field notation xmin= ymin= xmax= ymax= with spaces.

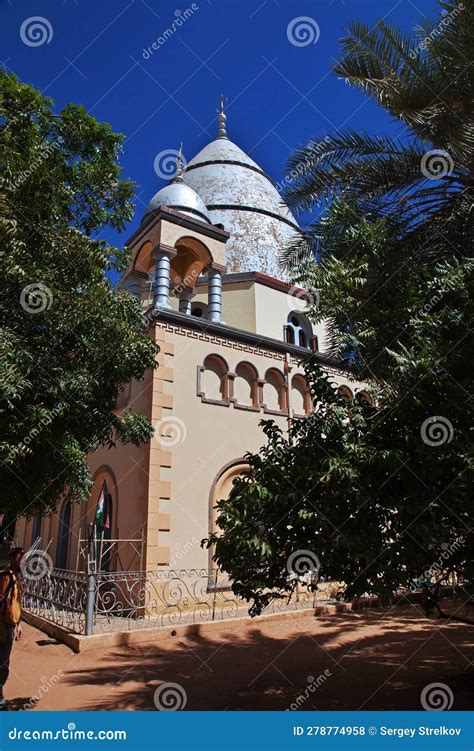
xmin=85 ymin=571 xmax=96 ymax=635
xmin=84 ymin=521 xmax=98 ymax=636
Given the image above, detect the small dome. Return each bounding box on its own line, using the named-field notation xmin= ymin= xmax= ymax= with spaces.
xmin=143 ymin=182 xmax=211 ymax=224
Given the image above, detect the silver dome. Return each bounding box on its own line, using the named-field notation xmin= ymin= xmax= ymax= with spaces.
xmin=182 ymin=138 xmax=300 ymax=278
xmin=143 ymin=182 xmax=211 ymax=224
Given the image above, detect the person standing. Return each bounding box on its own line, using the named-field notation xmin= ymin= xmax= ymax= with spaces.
xmin=0 ymin=547 xmax=24 ymax=708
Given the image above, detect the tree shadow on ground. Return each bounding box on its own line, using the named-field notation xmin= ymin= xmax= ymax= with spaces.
xmin=62 ymin=606 xmax=473 ymax=711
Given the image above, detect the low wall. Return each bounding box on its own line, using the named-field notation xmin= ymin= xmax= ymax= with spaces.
xmin=23 ymin=598 xmax=380 ymax=653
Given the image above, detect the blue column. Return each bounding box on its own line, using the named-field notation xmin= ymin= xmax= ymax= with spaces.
xmin=208 ymin=269 xmax=223 ymax=323
xmin=153 ymin=251 xmax=172 ymax=309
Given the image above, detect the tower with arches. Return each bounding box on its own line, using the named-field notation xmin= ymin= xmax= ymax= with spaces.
xmin=15 ymin=100 xmax=368 ymax=576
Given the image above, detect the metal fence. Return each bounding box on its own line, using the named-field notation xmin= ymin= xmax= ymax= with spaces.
xmin=22 ymin=568 xmax=88 ymax=634
xmin=21 ymin=567 xmax=333 ymax=636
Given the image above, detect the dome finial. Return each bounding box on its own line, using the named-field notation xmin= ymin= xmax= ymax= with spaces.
xmin=217 ymin=94 xmax=227 ymax=139
xmin=173 ymin=142 xmax=184 ymax=183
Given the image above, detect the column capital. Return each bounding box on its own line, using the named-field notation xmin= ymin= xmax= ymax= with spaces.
xmin=208 ymin=263 xmax=226 ymax=276
xmin=178 ymin=285 xmax=196 ymax=298
xmin=177 ymin=286 xmax=196 ymax=315
xmin=152 ymin=243 xmax=178 ymax=260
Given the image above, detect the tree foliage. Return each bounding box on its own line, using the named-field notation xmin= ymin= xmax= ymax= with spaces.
xmin=0 ymin=71 xmax=158 ymax=519
xmin=204 ymin=2 xmax=473 ymax=617
xmin=281 ymin=0 xmax=473 ymax=268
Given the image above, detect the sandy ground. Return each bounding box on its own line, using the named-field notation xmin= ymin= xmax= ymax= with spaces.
xmin=2 ymin=605 xmax=472 ymax=711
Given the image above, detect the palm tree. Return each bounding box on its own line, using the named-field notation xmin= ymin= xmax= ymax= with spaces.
xmin=282 ymin=0 xmax=473 ymax=269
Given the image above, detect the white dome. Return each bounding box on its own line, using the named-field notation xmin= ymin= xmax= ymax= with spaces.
xmin=143 ymin=181 xmax=211 ymax=224
xmin=183 ymin=138 xmax=300 ymax=277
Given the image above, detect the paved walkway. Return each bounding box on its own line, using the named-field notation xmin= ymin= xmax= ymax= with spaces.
xmin=3 ymin=605 xmax=472 ymax=711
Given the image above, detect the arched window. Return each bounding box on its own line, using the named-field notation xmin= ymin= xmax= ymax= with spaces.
xmin=263 ymin=368 xmax=287 ymax=412
xmin=355 ymin=390 xmax=373 ymax=407
xmin=285 ymin=312 xmax=312 ymax=349
xmin=31 ymin=513 xmax=42 ymax=546
xmin=337 ymin=385 xmax=353 ymax=403
xmin=200 ymin=354 xmax=228 ymax=402
xmin=233 ymin=362 xmax=259 ymax=407
xmin=191 ymin=302 xmax=208 ymax=319
xmin=56 ymin=500 xmax=72 ymax=570
xmin=292 ymin=374 xmax=311 ymax=416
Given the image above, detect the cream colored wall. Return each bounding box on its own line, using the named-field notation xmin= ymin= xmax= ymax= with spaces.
xmin=253 ymin=282 xmax=330 ymax=351
xmin=191 ymin=280 xmax=329 ymax=353
xmin=156 ymin=324 xmax=362 ymax=572
xmin=193 ymin=281 xmax=256 ymax=331
xmin=158 ymin=328 xmax=288 ymax=571
xmin=14 ymin=318 xmax=365 ymax=576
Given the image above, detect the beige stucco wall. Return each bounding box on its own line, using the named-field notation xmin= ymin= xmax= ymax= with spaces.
xmin=14 ymin=281 xmax=365 ymax=575
xmin=152 ymin=320 xmax=361 ymax=573
xmin=192 ymin=280 xmax=256 ymax=332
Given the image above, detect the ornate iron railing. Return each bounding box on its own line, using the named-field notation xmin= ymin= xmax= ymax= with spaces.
xmin=21 ymin=567 xmax=334 ymax=636
xmin=92 ymin=568 xmax=332 ymax=634
xmin=22 ymin=568 xmax=88 ymax=634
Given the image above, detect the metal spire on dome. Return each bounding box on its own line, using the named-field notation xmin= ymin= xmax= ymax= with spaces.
xmin=173 ymin=142 xmax=185 ymax=182
xmin=217 ymin=94 xmax=227 ymax=139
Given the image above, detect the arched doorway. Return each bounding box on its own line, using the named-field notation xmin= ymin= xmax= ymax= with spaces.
xmin=208 ymin=459 xmax=250 ymax=580
xmin=82 ymin=468 xmax=117 ymax=572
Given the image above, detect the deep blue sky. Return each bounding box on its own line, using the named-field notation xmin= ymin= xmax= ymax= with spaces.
xmin=2 ymin=0 xmax=440 ymax=251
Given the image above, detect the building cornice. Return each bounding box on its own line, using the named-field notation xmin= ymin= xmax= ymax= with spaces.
xmin=126 ymin=207 xmax=230 ymax=249
xmin=146 ymin=307 xmax=355 ymax=376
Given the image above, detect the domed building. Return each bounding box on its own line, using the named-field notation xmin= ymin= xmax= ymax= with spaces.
xmin=16 ymin=101 xmax=366 ymax=615
xmin=181 ymin=104 xmax=301 ymax=278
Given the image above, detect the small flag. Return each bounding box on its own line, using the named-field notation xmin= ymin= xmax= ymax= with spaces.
xmin=94 ymin=480 xmax=111 ymax=532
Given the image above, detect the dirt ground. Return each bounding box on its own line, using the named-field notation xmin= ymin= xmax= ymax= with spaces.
xmin=2 ymin=605 xmax=473 ymax=711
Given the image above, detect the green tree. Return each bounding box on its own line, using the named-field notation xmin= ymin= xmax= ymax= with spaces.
xmin=0 ymin=71 xmax=158 ymax=521
xmin=205 ymin=2 xmax=473 ymax=619
xmin=282 ymin=0 xmax=472 ymax=269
